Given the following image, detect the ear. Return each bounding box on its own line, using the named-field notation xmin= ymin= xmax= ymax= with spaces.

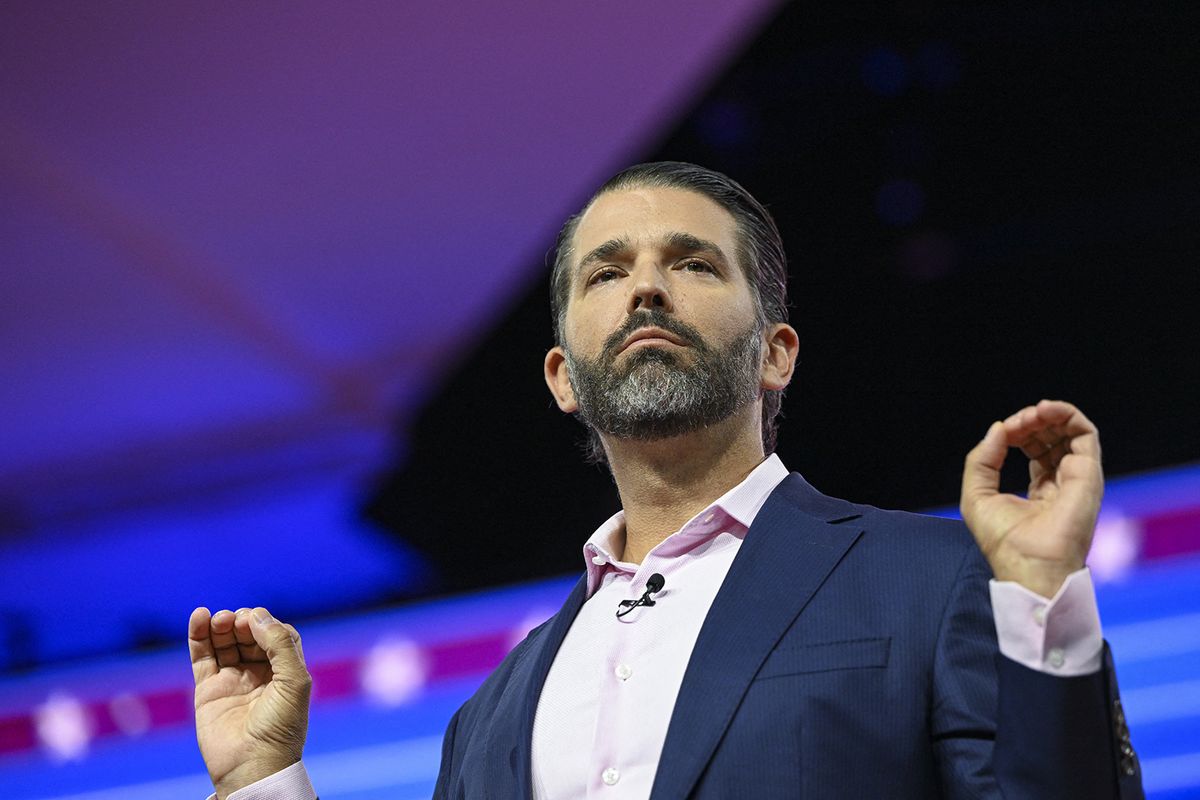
xmin=760 ymin=322 xmax=799 ymax=392
xmin=544 ymin=345 xmax=578 ymax=413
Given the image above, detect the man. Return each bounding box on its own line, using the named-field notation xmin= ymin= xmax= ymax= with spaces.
xmin=189 ymin=162 xmax=1143 ymax=799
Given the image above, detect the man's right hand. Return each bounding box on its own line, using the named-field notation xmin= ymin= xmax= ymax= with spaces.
xmin=189 ymin=606 xmax=312 ymax=800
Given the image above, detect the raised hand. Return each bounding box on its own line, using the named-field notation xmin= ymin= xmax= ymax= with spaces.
xmin=960 ymin=399 xmax=1104 ymax=598
xmin=189 ymin=606 xmax=312 ymax=800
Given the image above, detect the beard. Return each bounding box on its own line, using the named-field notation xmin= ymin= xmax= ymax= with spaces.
xmin=563 ymin=309 xmax=763 ymax=442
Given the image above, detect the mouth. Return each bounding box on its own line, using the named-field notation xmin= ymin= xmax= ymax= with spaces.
xmin=620 ymin=327 xmax=687 ymax=353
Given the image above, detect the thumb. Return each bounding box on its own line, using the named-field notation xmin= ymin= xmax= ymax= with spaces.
xmin=960 ymin=421 xmax=1006 ymax=521
xmin=250 ymin=608 xmax=310 ymax=689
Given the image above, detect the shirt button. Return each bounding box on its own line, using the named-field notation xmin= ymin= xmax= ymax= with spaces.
xmin=1047 ymin=648 xmax=1066 ymax=668
xmin=615 ymin=663 xmax=633 ymax=681
xmin=1032 ymin=606 xmax=1047 ymax=626
xmin=591 ymin=555 xmax=606 ymax=565
xmin=602 ymin=767 xmax=620 ymax=785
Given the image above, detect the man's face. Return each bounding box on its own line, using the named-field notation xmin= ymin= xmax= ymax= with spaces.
xmin=552 ymin=185 xmax=765 ymax=441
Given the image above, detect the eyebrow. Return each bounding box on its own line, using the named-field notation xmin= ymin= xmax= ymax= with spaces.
xmin=663 ymin=232 xmax=729 ymax=264
xmin=577 ymin=237 xmax=631 ymax=272
xmin=576 ymin=231 xmax=732 ymax=274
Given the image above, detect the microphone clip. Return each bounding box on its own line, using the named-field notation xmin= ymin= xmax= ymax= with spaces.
xmin=616 ymin=573 xmax=666 ymax=619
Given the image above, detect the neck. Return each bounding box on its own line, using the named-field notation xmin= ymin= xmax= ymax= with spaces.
xmin=603 ymin=406 xmax=767 ymax=564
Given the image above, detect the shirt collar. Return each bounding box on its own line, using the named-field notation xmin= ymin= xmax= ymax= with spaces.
xmin=714 ymin=452 xmax=790 ymax=529
xmin=581 ymin=454 xmax=790 ymax=593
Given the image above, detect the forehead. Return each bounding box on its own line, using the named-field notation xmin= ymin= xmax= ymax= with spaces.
xmin=571 ymin=186 xmax=739 ymax=266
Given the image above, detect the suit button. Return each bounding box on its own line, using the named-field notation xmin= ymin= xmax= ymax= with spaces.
xmin=603 ymin=767 xmax=620 ymax=785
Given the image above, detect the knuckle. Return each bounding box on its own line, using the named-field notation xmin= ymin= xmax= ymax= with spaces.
xmin=286 ymin=668 xmax=314 ymax=696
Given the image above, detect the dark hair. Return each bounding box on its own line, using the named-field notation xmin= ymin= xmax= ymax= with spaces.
xmin=549 ymin=161 xmax=791 ymax=458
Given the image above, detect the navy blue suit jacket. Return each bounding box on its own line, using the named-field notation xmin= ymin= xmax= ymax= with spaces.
xmin=434 ymin=474 xmax=1144 ymax=799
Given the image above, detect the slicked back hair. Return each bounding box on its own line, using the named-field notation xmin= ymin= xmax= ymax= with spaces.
xmin=549 ymin=162 xmax=791 ymax=461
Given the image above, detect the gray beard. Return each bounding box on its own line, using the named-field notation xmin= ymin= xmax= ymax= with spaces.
xmin=563 ymin=313 xmax=763 ymax=442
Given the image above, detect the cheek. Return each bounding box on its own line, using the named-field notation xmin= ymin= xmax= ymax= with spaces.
xmin=686 ymin=292 xmax=758 ymax=334
xmin=564 ymin=319 xmax=612 ymax=360
xmin=566 ymin=301 xmax=628 ymax=351
xmin=729 ymin=295 xmax=763 ymax=329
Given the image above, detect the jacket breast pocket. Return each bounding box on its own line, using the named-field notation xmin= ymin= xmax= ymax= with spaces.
xmin=754 ymin=636 xmax=891 ymax=680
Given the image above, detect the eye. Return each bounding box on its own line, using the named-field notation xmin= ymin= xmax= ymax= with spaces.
xmin=587 ymin=267 xmax=623 ymax=286
xmin=679 ymin=258 xmax=716 ymax=274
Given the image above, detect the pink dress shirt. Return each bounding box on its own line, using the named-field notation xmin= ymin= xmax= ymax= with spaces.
xmin=211 ymin=454 xmax=1103 ymax=800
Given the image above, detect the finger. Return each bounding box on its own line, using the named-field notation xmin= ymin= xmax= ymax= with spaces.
xmin=1020 ymin=436 xmax=1067 ymax=472
xmin=1023 ymin=401 xmax=1104 ymax=518
xmin=234 ymin=608 xmax=267 ymax=662
xmin=1055 ymin=451 xmax=1105 ymax=512
xmin=1034 ymin=399 xmax=1101 ymax=461
xmin=1018 ymin=422 xmax=1060 ymax=456
xmin=1003 ymin=405 xmax=1051 ymax=448
xmin=1045 ymin=402 xmax=1105 ymax=496
xmin=250 ymin=608 xmax=310 ymax=690
xmin=998 ymin=401 xmax=1082 ymax=468
xmin=1005 ymin=400 xmax=1100 ymax=468
xmin=1027 ymin=448 xmax=1059 ymax=488
xmin=283 ymin=623 xmax=305 ymax=663
xmin=188 ymin=607 xmax=218 ymax=684
xmin=1018 ymin=437 xmax=1054 ymax=463
xmin=960 ymin=420 xmax=1006 ymax=521
xmin=210 ymin=609 xmax=241 ymax=667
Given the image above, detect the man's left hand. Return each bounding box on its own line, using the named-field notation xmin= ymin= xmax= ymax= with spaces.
xmin=960 ymin=399 xmax=1104 ymax=598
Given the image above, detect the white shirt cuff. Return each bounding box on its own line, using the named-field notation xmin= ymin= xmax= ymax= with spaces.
xmin=204 ymin=761 xmax=317 ymax=800
xmin=989 ymin=567 xmax=1104 ymax=676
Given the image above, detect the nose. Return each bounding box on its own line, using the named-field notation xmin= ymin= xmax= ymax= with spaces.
xmin=626 ymin=267 xmax=674 ymax=314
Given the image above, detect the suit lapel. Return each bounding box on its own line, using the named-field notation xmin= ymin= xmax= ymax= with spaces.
xmin=484 ymin=574 xmax=588 ymax=799
xmin=649 ymin=474 xmax=863 ymax=800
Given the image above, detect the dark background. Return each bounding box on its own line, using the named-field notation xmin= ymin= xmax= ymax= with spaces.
xmin=368 ymin=3 xmax=1200 ymax=590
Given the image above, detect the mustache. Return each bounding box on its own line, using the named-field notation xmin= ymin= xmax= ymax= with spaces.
xmin=600 ymin=310 xmax=707 ymax=359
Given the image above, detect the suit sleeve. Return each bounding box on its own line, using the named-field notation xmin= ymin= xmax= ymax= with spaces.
xmin=930 ymin=543 xmax=1144 ymax=800
xmin=432 ymin=706 xmax=463 ymax=800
